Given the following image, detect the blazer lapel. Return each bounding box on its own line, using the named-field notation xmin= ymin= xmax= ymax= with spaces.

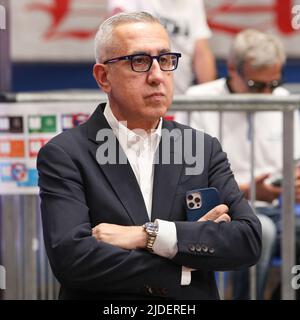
xmin=151 ymin=120 xmax=184 ymax=221
xmin=87 ymin=104 xmax=149 ymax=225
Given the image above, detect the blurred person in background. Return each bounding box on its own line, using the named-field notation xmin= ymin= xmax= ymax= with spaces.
xmin=108 ymin=0 xmax=216 ymax=94
xmin=107 ymin=0 xmax=217 ymax=124
xmin=187 ymin=29 xmax=300 ymax=300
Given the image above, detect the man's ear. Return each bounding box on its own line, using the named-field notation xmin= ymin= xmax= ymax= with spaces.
xmin=93 ymin=63 xmax=111 ymax=93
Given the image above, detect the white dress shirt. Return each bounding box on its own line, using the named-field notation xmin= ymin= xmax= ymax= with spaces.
xmin=103 ymin=102 xmax=191 ymax=285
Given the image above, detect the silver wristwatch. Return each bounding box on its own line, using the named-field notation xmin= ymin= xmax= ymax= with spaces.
xmin=143 ymin=221 xmax=159 ymax=252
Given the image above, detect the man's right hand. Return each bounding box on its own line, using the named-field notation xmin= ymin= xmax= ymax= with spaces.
xmin=198 ymin=204 xmax=231 ymax=223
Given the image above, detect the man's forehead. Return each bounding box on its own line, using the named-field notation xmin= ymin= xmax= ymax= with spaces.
xmin=113 ymin=22 xmax=169 ymax=44
xmin=242 ymin=61 xmax=282 ymax=77
xmin=106 ymin=22 xmax=170 ymax=57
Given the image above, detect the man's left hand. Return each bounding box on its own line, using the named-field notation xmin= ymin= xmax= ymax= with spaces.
xmin=92 ymin=223 xmax=147 ymax=250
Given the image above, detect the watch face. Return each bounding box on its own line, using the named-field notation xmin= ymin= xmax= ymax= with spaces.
xmin=144 ymin=222 xmax=158 ymax=235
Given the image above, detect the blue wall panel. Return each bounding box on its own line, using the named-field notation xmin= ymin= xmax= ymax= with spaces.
xmin=12 ymin=59 xmax=300 ymax=92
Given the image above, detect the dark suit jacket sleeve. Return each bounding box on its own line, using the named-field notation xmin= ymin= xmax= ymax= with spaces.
xmin=173 ymin=137 xmax=262 ymax=271
xmin=37 ymin=141 xmax=182 ymax=297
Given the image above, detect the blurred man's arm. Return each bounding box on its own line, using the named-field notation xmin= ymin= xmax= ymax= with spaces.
xmin=240 ymin=171 xmax=300 ymax=203
xmin=239 ymin=173 xmax=281 ymax=203
xmin=193 ymin=38 xmax=217 ymax=84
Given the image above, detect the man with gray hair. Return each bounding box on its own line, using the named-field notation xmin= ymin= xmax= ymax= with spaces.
xmin=187 ymin=29 xmax=300 ymax=299
xmin=37 ymin=13 xmax=261 ymax=300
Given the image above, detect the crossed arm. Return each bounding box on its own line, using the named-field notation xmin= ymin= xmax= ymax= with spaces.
xmin=240 ymin=170 xmax=300 ymax=203
xmin=92 ymin=204 xmax=231 ymax=250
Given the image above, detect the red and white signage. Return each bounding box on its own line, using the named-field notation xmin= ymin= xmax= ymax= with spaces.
xmin=9 ymin=0 xmax=300 ymax=60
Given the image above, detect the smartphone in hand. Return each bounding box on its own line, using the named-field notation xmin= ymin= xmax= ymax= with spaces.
xmin=270 ymin=176 xmax=282 ymax=187
xmin=185 ymin=187 xmax=220 ymax=221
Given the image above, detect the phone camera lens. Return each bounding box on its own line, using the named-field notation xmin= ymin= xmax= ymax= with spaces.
xmin=195 ymin=197 xmax=200 ymax=203
xmin=187 ymin=195 xmax=193 ymax=201
xmin=189 ymin=202 xmax=194 ymax=208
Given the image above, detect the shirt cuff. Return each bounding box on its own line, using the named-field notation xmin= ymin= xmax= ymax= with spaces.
xmin=181 ymin=266 xmax=192 ymax=286
xmin=152 ymin=219 xmax=178 ymax=259
xmin=152 ymin=219 xmax=192 ymax=286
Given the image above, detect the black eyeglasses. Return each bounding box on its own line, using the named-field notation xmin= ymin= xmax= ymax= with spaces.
xmin=246 ymin=79 xmax=283 ymax=92
xmin=103 ymin=52 xmax=181 ymax=72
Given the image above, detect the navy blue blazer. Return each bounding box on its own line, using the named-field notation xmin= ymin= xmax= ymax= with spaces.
xmin=37 ymin=103 xmax=261 ymax=300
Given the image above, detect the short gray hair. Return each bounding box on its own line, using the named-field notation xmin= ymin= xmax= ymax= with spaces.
xmin=228 ymin=29 xmax=286 ymax=71
xmin=94 ymin=12 xmax=161 ymax=63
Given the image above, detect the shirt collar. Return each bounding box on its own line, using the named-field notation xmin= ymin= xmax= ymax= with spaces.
xmin=103 ymin=101 xmax=162 ymax=150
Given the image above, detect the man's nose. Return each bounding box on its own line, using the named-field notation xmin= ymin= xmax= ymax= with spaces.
xmin=147 ymin=59 xmax=165 ymax=84
xmin=262 ymin=86 xmax=273 ymax=94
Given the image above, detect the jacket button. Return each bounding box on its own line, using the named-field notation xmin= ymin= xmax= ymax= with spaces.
xmin=202 ymin=245 xmax=208 ymax=253
xmin=156 ymin=287 xmax=168 ymax=296
xmin=145 ymin=285 xmax=153 ymax=295
xmin=209 ymin=247 xmax=215 ymax=254
xmin=196 ymin=244 xmax=202 ymax=252
xmin=161 ymin=288 xmax=168 ymax=296
xmin=188 ymin=244 xmax=196 ymax=252
xmin=151 ymin=287 xmax=159 ymax=296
